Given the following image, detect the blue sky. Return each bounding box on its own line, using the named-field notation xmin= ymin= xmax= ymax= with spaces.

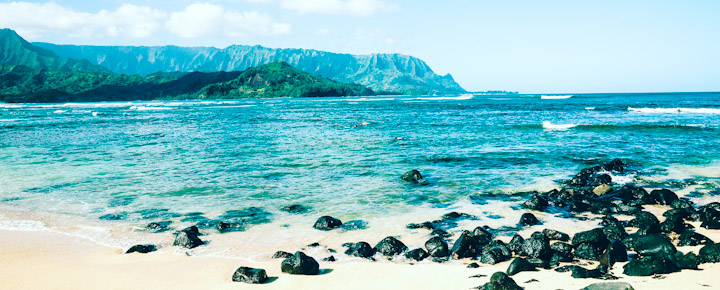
xmin=1 ymin=0 xmax=719 ymax=93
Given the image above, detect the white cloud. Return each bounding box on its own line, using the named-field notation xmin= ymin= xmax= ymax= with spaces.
xmin=164 ymin=3 xmax=290 ymax=38
xmin=0 ymin=2 xmax=166 ymax=39
xmin=315 ymin=28 xmax=331 ymax=36
xmin=0 ymin=2 xmax=290 ymax=40
xmin=280 ymin=0 xmax=393 ymax=16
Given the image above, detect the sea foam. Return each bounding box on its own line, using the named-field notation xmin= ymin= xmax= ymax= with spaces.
xmin=542 ymin=121 xmax=578 ymax=130
xmin=628 ymin=107 xmax=720 ymax=114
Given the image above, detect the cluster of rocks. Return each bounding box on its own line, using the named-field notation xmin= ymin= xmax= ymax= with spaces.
xmin=121 ymin=162 xmax=720 ymax=286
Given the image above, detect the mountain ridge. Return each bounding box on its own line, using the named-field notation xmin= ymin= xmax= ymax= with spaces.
xmin=32 ymin=38 xmax=464 ymax=94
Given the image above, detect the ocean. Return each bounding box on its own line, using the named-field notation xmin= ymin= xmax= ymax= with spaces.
xmin=1 ymin=93 xmax=719 ymax=256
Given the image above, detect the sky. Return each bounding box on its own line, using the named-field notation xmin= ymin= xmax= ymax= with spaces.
xmin=1 ymin=0 xmax=719 ymax=93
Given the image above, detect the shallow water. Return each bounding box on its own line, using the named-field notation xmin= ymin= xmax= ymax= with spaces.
xmin=1 ymin=93 xmax=720 ymax=250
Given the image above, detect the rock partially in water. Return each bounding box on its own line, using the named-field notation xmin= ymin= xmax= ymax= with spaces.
xmin=272 ymin=251 xmax=293 ymax=259
xmin=519 ymin=213 xmax=539 ymax=226
xmin=478 ymin=272 xmax=522 ymax=290
xmin=650 ymin=189 xmax=678 ymax=205
xmin=340 ymin=220 xmax=368 ymax=231
xmin=313 ymin=216 xmax=343 ymax=231
xmin=125 ymin=244 xmax=156 ymax=254
xmin=581 ymin=282 xmax=635 ymax=290
xmin=699 ymin=243 xmax=720 ymax=263
xmin=146 ymin=221 xmax=172 ymax=233
xmin=506 ymin=257 xmax=537 ymax=276
xmin=401 ymin=170 xmax=426 ymax=184
xmin=219 ymin=207 xmax=273 ymax=225
xmin=622 ymin=255 xmax=679 ymax=276
xmin=405 ymin=248 xmax=429 ymax=261
xmin=345 ymin=242 xmax=376 ymax=259
xmin=281 ymin=251 xmax=319 ymax=275
xmin=173 ymin=226 xmax=204 ymax=249
xmin=522 ymin=194 xmax=549 ymax=211
xmin=543 ymin=229 xmax=570 ymax=242
xmin=375 ymin=236 xmax=408 ymax=257
xmin=218 ymin=221 xmax=246 ymax=233
xmin=280 ymin=204 xmax=310 ymax=214
xmin=425 ymin=237 xmax=449 ymax=258
xmin=232 ymin=267 xmax=268 ymax=284
xmin=99 ymin=213 xmax=127 ymax=221
xmin=602 ymin=158 xmax=626 ymax=172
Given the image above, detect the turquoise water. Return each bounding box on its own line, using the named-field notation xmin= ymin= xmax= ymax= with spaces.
xmin=1 ymin=93 xmax=720 ymax=229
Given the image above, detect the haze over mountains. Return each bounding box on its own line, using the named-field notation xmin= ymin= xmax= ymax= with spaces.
xmin=33 ymin=36 xmax=464 ymax=95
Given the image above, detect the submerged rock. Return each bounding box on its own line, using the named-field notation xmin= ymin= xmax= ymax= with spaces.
xmin=281 ymin=204 xmax=310 ymax=214
xmin=313 ymin=216 xmax=343 ymax=231
xmin=622 ymin=255 xmax=679 ymax=276
xmin=340 ymin=220 xmax=368 ymax=231
xmin=281 ymin=251 xmax=319 ymax=275
xmin=125 ymin=244 xmax=156 ymax=254
xmin=425 ymin=237 xmax=449 ymax=257
xmin=478 ymin=272 xmax=522 ymax=290
xmin=506 ymin=257 xmax=537 ymax=276
xmin=232 ymin=267 xmax=268 ymax=284
xmin=375 ymin=236 xmax=408 ymax=257
xmin=401 ymin=170 xmax=425 ymax=184
xmin=146 ymin=221 xmax=172 ymax=233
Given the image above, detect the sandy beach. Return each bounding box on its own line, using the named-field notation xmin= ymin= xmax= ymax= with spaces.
xmin=2 ymin=209 xmax=720 ymax=290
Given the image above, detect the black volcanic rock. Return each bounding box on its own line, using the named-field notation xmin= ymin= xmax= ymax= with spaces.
xmin=345 ymin=242 xmax=376 ymax=259
xmin=623 ymin=255 xmax=679 ymax=276
xmin=629 ymin=234 xmax=676 ymax=257
xmin=281 ymin=251 xmax=319 ymax=275
xmin=375 ymin=236 xmax=408 ymax=257
xmin=313 ymin=216 xmax=343 ymax=231
xmin=669 ymin=252 xmax=699 ymax=270
xmin=405 ymin=248 xmax=429 ymax=261
xmin=599 ymin=240 xmax=628 ymax=267
xmin=281 ymin=204 xmax=309 ymax=214
xmin=543 ymin=229 xmax=570 ymax=242
xmin=519 ymin=213 xmax=539 ymax=226
xmin=478 ymin=272 xmax=522 ymax=290
xmin=272 ymin=251 xmax=293 ymax=259
xmin=173 ymin=226 xmax=204 ymax=249
xmin=506 ymin=257 xmax=537 ymax=276
xmin=425 ymin=237 xmax=449 ymax=257
xmin=650 ymin=189 xmax=678 ymax=205
xmin=572 ymin=228 xmax=609 ymax=249
xmin=574 ymin=244 xmax=602 ymax=261
xmin=232 ymin=267 xmax=268 ymax=284
xmin=523 ymin=194 xmax=549 ymax=211
xmin=508 ymin=234 xmax=525 ymax=255
xmin=678 ymin=231 xmax=713 ymax=246
xmin=451 ymin=231 xmax=479 ymax=259
xmin=699 ymin=243 xmax=720 ymax=263
xmin=401 ymin=170 xmax=425 ymax=184
xmin=125 ymin=244 xmax=156 ymax=254
xmin=521 ymin=232 xmax=553 ymax=260
xmin=614 ymin=185 xmax=652 ymax=204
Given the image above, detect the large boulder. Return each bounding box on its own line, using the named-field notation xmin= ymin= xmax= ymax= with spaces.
xmin=678 ymin=231 xmax=713 ymax=246
xmin=480 ymin=247 xmax=510 ymax=265
xmin=478 ymin=272 xmax=522 ymax=290
xmin=313 ymin=216 xmax=343 ymax=231
xmin=519 ymin=213 xmax=539 ymax=226
xmin=622 ymin=255 xmax=679 ymax=276
xmin=375 ymin=236 xmax=408 ymax=257
xmin=281 ymin=252 xmax=319 ymax=275
xmin=173 ymin=226 xmax=204 ymax=249
xmin=523 ymin=194 xmax=549 ymax=211
xmin=669 ymin=252 xmax=699 ymax=269
xmin=699 ymin=243 xmax=720 ymax=263
xmin=232 ymin=267 xmax=268 ymax=284
xmin=401 ymin=170 xmax=425 ymax=184
xmin=506 ymin=257 xmax=537 ymax=276
xmin=614 ymin=185 xmax=652 ymax=204
xmin=508 ymin=234 xmax=525 ymax=255
xmin=425 ymin=237 xmax=449 ymax=257
xmin=572 ymin=228 xmax=609 ymax=249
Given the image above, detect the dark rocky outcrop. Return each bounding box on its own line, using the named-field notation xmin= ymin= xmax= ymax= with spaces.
xmin=626 ymin=234 xmax=676 ymax=257
xmin=375 ymin=236 xmax=408 ymax=257
xmin=678 ymin=231 xmax=713 ymax=246
xmin=519 ymin=213 xmax=539 ymax=226
xmin=614 ymin=185 xmax=652 ymax=205
xmin=344 ymin=242 xmax=376 ymax=258
xmin=572 ymin=228 xmax=609 ymax=249
xmin=281 ymin=252 xmax=319 ymax=275
xmin=405 ymin=248 xmax=429 ymax=261
xmin=521 ymin=232 xmax=553 ymax=260
xmin=669 ymin=252 xmax=699 ymax=269
xmin=480 ymin=246 xmax=510 ymax=265
xmin=401 ymin=170 xmax=425 ymax=184
xmin=232 ymin=267 xmax=268 ymax=284
xmin=543 ymin=229 xmax=570 ymax=242
xmin=146 ymin=221 xmax=172 ymax=233
xmin=508 ymin=234 xmax=525 ymax=255
xmin=506 ymin=257 xmax=537 ymax=276
xmin=599 ymin=240 xmax=627 ymax=266
xmin=622 ymin=255 xmax=679 ymax=276
xmin=125 ymin=244 xmax=156 ymax=254
xmin=574 ymin=244 xmax=602 ymax=261
xmin=570 ymin=265 xmax=604 ymax=279
xmin=478 ymin=272 xmax=522 ymax=290
xmin=173 ymin=226 xmax=204 ymax=249
xmin=425 ymin=237 xmax=449 ymax=257
xmin=313 ymin=216 xmax=343 ymax=231
xmin=522 ymin=194 xmax=549 ymax=211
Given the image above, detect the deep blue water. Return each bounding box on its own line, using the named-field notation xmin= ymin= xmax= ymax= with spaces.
xmin=1 ymin=93 xmax=719 ymax=225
